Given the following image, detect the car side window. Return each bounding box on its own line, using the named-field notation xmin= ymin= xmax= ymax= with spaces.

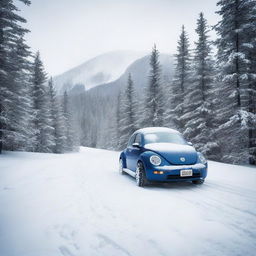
xmin=127 ymin=134 xmax=136 ymax=147
xmin=134 ymin=133 xmax=142 ymax=146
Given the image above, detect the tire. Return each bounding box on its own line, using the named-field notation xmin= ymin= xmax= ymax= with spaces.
xmin=119 ymin=158 xmax=125 ymax=175
xmin=135 ymin=162 xmax=148 ymax=187
xmin=192 ymin=179 xmax=205 ymax=185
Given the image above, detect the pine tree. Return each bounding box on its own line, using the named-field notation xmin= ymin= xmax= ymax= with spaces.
xmin=246 ymin=1 xmax=256 ymax=165
xmin=4 ymin=36 xmax=36 ymax=151
xmin=63 ymin=91 xmax=78 ymax=152
xmin=63 ymin=91 xmax=70 ymax=151
xmin=0 ymin=0 xmax=31 ymax=153
xmin=31 ymin=52 xmax=55 ymax=153
xmin=78 ymin=93 xmax=88 ymax=147
xmin=48 ymin=78 xmax=66 ymax=153
xmin=182 ymin=13 xmax=220 ymax=159
xmin=116 ymin=92 xmax=122 ymax=150
xmin=144 ymin=44 xmax=164 ymax=127
xmin=215 ymin=0 xmax=256 ymax=164
xmin=168 ymin=26 xmax=191 ymax=133
xmin=118 ymin=74 xmax=137 ymax=149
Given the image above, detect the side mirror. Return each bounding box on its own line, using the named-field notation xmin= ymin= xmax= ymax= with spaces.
xmin=132 ymin=143 xmax=141 ymax=148
xmin=187 ymin=142 xmax=193 ymax=146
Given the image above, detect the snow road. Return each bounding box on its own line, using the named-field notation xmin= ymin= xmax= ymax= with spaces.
xmin=0 ymin=147 xmax=255 ymax=256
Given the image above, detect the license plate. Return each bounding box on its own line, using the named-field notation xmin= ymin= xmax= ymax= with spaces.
xmin=180 ymin=169 xmax=193 ymax=177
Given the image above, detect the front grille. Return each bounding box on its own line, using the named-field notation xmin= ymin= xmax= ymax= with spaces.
xmin=167 ymin=173 xmax=201 ymax=179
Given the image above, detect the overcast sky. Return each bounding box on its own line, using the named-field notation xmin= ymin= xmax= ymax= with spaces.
xmin=16 ymin=0 xmax=220 ymax=76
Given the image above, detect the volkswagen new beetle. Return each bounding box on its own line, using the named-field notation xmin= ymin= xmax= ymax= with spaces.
xmin=119 ymin=127 xmax=208 ymax=187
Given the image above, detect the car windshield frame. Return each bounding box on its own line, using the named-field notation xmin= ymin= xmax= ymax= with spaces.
xmin=143 ymin=131 xmax=187 ymax=145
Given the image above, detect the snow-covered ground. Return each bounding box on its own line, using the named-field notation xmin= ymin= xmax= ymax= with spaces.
xmin=0 ymin=147 xmax=255 ymax=256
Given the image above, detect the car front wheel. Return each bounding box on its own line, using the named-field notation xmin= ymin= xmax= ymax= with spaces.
xmin=135 ymin=162 xmax=148 ymax=187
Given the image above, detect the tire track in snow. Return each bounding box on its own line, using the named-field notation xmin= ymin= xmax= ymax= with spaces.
xmin=97 ymin=234 xmax=132 ymax=256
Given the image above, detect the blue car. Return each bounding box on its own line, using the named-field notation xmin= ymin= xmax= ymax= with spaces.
xmin=119 ymin=127 xmax=208 ymax=187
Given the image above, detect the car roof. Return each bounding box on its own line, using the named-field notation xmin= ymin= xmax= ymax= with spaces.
xmin=134 ymin=127 xmax=180 ymax=135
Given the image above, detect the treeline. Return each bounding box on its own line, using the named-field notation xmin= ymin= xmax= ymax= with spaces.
xmin=0 ymin=0 xmax=78 ymax=154
xmin=1 ymin=0 xmax=255 ymax=165
xmin=115 ymin=1 xmax=256 ymax=165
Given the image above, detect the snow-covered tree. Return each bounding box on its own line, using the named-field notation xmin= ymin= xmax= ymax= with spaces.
xmin=0 ymin=0 xmax=31 ymax=153
xmin=4 ymin=36 xmax=36 ymax=152
xmin=182 ymin=13 xmax=220 ymax=159
xmin=115 ymin=92 xmax=122 ymax=150
xmin=63 ymin=91 xmax=79 ymax=152
xmin=118 ymin=74 xmax=137 ymax=149
xmin=246 ymin=1 xmax=256 ymax=165
xmin=215 ymin=0 xmax=256 ymax=164
xmin=167 ymin=26 xmax=191 ymax=132
xmin=48 ymin=78 xmax=66 ymax=153
xmin=144 ymin=45 xmax=164 ymax=127
xmin=31 ymin=52 xmax=55 ymax=153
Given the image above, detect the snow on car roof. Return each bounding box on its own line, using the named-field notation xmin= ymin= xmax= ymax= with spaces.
xmin=135 ymin=127 xmax=180 ymax=135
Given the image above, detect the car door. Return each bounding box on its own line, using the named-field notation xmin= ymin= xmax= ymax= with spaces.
xmin=129 ymin=133 xmax=143 ymax=172
xmin=125 ymin=134 xmax=136 ymax=170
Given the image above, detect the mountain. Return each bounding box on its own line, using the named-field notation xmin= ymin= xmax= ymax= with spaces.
xmin=87 ymin=53 xmax=174 ymax=97
xmin=53 ymin=50 xmax=146 ymax=93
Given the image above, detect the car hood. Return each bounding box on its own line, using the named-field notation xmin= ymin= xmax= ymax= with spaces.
xmin=144 ymin=143 xmax=198 ymax=165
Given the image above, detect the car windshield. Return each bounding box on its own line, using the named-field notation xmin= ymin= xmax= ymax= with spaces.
xmin=144 ymin=132 xmax=187 ymax=145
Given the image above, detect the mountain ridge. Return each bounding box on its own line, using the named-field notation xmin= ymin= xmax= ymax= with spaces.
xmin=86 ymin=53 xmax=174 ymax=98
xmin=53 ymin=50 xmax=147 ymax=93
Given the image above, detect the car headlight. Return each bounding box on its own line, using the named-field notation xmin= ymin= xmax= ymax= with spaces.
xmin=198 ymin=152 xmax=207 ymax=164
xmin=150 ymin=155 xmax=162 ymax=166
